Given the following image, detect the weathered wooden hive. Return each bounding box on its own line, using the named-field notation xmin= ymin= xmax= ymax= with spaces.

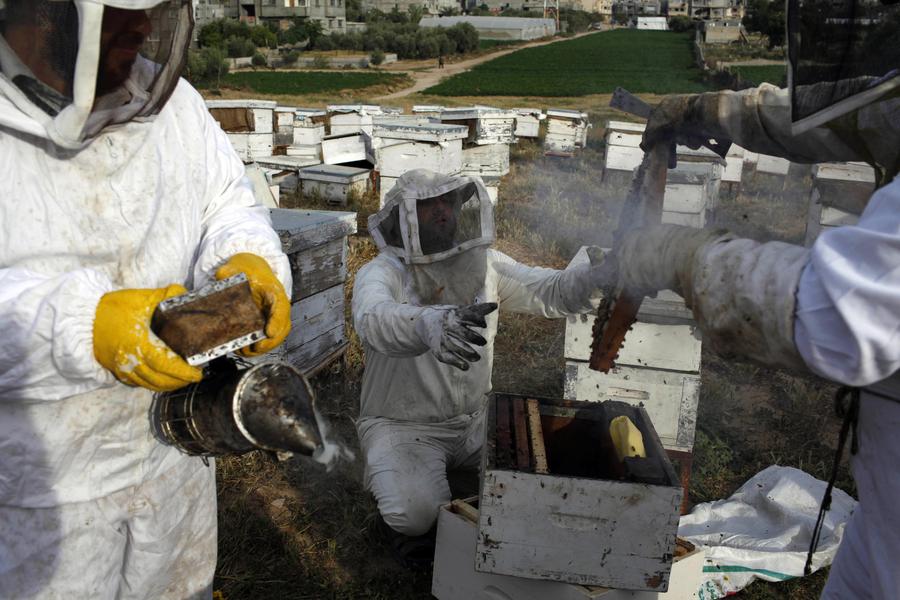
xmin=439 ymin=106 xmax=517 ymax=146
xmin=477 ymin=393 xmax=683 ymax=590
xmin=298 ymin=164 xmax=371 ymax=206
xmin=544 ymin=109 xmax=590 ymax=157
xmin=513 ymin=108 xmax=544 ymax=139
xmin=803 ymin=161 xmax=875 ymax=246
xmin=563 ymin=247 xmax=701 ymax=511
xmin=432 ymin=497 xmax=705 ymax=599
xmin=371 ymin=122 xmax=468 ymax=206
xmin=206 ymin=99 xmax=276 ymax=163
xmin=265 ymin=209 xmax=357 ymax=376
xmin=321 ymin=132 xmax=371 ymax=166
xmin=287 ymin=108 xmax=327 ymax=162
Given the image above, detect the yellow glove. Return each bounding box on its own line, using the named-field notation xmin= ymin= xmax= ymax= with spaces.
xmin=216 ymin=253 xmax=290 ymax=356
xmin=93 ymin=285 xmax=204 ymax=392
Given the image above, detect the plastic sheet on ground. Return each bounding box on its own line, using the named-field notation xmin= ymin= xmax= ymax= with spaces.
xmin=678 ymin=465 xmax=856 ymax=599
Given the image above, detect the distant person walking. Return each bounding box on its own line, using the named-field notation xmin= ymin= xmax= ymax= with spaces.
xmin=438 ymin=55 xmax=445 ymax=69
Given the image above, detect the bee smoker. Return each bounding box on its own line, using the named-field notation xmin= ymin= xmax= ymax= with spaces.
xmin=150 ymin=357 xmax=324 ymax=458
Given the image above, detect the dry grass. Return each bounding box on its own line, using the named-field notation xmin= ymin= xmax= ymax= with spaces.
xmin=214 ymin=102 xmax=851 ymax=599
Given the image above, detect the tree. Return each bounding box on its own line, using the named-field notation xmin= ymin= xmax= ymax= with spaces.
xmin=743 ymin=0 xmax=786 ymax=48
xmin=668 ymin=15 xmax=694 ymax=32
xmin=251 ymin=52 xmax=268 ymax=67
xmin=346 ymin=0 xmax=364 ymax=22
xmin=370 ymin=49 xmax=386 ymax=66
xmin=407 ymin=3 xmax=425 ymax=24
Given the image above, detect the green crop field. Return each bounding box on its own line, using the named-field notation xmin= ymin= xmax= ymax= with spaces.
xmin=426 ymin=30 xmax=711 ymax=96
xmin=729 ymin=65 xmax=787 ymax=87
xmin=215 ymin=71 xmax=407 ymax=95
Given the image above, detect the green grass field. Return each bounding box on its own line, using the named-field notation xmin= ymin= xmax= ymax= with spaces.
xmin=426 ymin=30 xmax=711 ymax=96
xmin=212 ymin=70 xmax=407 ymax=95
xmin=729 ymin=65 xmax=787 ymax=87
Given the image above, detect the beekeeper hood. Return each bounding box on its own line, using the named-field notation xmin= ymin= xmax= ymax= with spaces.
xmin=369 ymin=169 xmax=495 ymax=306
xmin=788 ymin=0 xmax=900 ymax=134
xmin=0 ymin=0 xmax=193 ymax=149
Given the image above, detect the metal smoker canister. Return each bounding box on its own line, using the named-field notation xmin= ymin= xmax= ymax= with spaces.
xmin=151 ymin=359 xmax=324 ymax=457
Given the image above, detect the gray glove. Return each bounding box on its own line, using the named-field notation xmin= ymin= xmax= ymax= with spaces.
xmin=414 ymin=302 xmax=498 ymax=370
xmin=641 ymin=93 xmax=728 ymax=167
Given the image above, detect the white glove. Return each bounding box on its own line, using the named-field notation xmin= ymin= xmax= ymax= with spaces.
xmin=414 ymin=302 xmax=498 ymax=370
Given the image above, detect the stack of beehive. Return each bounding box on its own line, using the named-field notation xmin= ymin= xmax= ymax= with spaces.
xmin=371 ymin=121 xmax=469 ymax=206
xmin=803 ymin=161 xmax=875 ymax=246
xmin=543 ymin=109 xmax=590 ymax=156
xmin=264 ymin=209 xmax=358 ymax=376
xmin=206 ymin=99 xmax=276 ymax=163
xmin=286 ymin=108 xmax=327 ymax=163
xmin=273 ymin=106 xmax=296 ymax=147
xmin=328 ymin=104 xmax=390 ymax=136
xmin=562 ymin=247 xmax=702 ymax=504
xmin=440 ymin=106 xmax=517 ymax=205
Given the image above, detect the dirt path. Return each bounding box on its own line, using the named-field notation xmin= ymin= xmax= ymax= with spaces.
xmin=374 ymin=29 xmax=604 ymax=101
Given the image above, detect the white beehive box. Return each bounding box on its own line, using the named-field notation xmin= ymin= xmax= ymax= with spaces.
xmin=274 ymin=106 xmax=296 ymax=146
xmin=267 ymin=209 xmax=356 ymax=375
xmin=226 ymin=132 xmax=274 ymax=163
xmin=321 ymin=133 xmax=371 ymax=165
xmin=372 ymin=123 xmax=467 ymax=178
xmin=206 ymin=99 xmax=276 ymax=134
xmin=803 ymin=161 xmax=874 ymax=245
xmin=412 ymin=104 xmax=446 ymax=117
xmin=461 ymin=143 xmax=510 ymax=177
xmin=379 ymin=175 xmax=399 ymax=208
xmin=478 ymin=394 xmax=683 ymax=590
xmin=563 ymin=248 xmax=700 ymax=454
xmin=433 ymin=499 xmax=705 ymax=600
xmin=298 ymin=164 xmax=371 ymax=206
xmin=327 ymin=104 xmax=383 ymax=136
xmin=722 ymin=143 xmax=745 ymax=184
xmin=255 ymin=155 xmax=321 ymax=195
xmin=544 ymin=109 xmax=590 ymax=156
xmin=482 ymin=175 xmax=501 ymax=206
xmin=756 ymin=153 xmax=791 ymax=176
xmin=513 ymin=108 xmax=545 ymax=138
xmin=440 ymin=106 xmax=517 ymax=146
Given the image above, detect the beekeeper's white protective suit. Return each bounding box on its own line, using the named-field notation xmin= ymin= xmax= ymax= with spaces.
xmin=0 ymin=2 xmax=290 ymax=597
xmin=631 ymin=7 xmax=900 ymax=594
xmin=353 ymin=169 xmax=604 ymax=537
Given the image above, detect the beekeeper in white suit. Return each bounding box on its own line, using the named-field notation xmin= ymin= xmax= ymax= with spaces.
xmin=353 ymin=169 xmax=607 ymax=564
xmin=610 ymin=1 xmax=900 ymax=597
xmin=0 ymin=1 xmax=291 ymax=597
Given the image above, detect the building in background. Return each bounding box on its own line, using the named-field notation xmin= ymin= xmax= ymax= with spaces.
xmin=361 ymin=0 xmax=460 ymax=16
xmin=419 ymin=15 xmax=556 ymax=39
xmin=210 ymin=0 xmax=348 ymax=35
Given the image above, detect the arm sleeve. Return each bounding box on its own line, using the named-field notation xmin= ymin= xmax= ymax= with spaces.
xmin=189 ymin=86 xmax=291 ymax=293
xmin=699 ymin=84 xmax=864 ymax=164
xmin=492 ymin=251 xmax=600 ymax=317
xmin=794 ymin=176 xmax=900 ymax=386
xmin=0 ymin=267 xmax=115 ymax=402
xmin=351 ymin=258 xmax=432 ymax=357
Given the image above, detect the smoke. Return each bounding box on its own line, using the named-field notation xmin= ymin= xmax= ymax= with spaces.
xmin=310 ymin=406 xmax=355 ymax=471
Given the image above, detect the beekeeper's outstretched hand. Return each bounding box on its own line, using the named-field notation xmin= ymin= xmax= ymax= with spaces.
xmin=93 ymin=285 xmax=203 ymax=392
xmin=414 ymin=302 xmax=498 ymax=370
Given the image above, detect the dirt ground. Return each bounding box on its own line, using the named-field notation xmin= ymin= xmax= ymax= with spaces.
xmin=213 ymin=129 xmax=854 ymax=598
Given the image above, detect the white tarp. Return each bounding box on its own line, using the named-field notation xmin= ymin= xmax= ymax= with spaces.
xmin=679 ymin=465 xmax=856 ymax=599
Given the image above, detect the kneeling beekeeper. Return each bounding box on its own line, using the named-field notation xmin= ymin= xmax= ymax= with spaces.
xmin=0 ymin=1 xmax=291 ymax=597
xmin=352 ymin=169 xmax=609 ymax=565
xmin=606 ymin=0 xmax=900 ymax=597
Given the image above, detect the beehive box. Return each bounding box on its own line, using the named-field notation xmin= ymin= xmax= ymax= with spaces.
xmin=206 ymin=99 xmax=276 ymax=134
xmin=255 ymin=155 xmax=322 ymax=195
xmin=266 ymin=209 xmax=357 ymax=375
xmin=513 ymin=108 xmax=544 ymax=138
xmin=372 ymin=122 xmax=467 ymax=178
xmin=433 ymin=498 xmax=705 ymax=600
xmin=477 ymin=394 xmax=683 ymax=590
xmin=803 ymin=161 xmax=874 ymax=245
xmin=327 ymin=104 xmax=384 ymax=136
xmin=274 ymin=106 xmax=297 ymax=146
xmin=440 ymin=106 xmax=517 ymax=146
xmin=298 ymin=164 xmax=371 ymax=206
xmin=563 ymin=249 xmax=700 ymax=455
xmin=321 ymin=133 xmax=371 ymax=166
xmin=544 ymin=109 xmax=590 ymax=156
xmin=461 ymin=143 xmax=510 ymax=177
xmin=226 ymin=132 xmax=274 ymax=163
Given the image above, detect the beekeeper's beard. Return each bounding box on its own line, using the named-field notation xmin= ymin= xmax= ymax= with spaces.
xmin=405 ymin=246 xmax=488 ymax=307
